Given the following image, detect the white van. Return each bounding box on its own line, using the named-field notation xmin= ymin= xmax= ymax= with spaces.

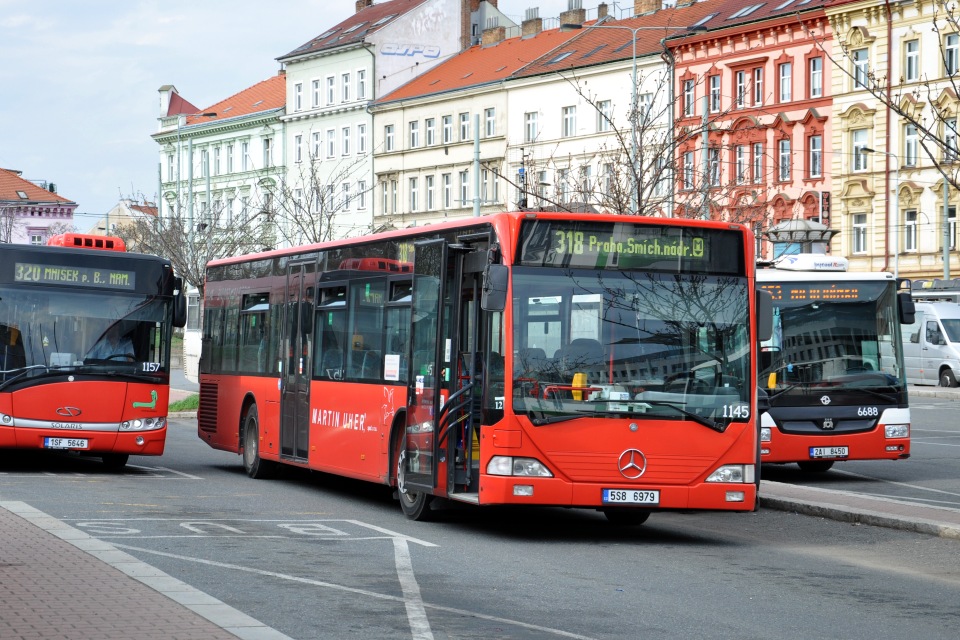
xmin=902 ymin=302 xmax=960 ymax=386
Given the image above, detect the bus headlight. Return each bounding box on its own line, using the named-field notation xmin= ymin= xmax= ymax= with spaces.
xmin=885 ymin=424 xmax=909 ymax=438
xmin=121 ymin=417 xmax=166 ymax=431
xmin=487 ymin=456 xmax=553 ymax=477
xmin=760 ymin=427 xmax=771 ymax=442
xmin=706 ymin=464 xmax=755 ymax=483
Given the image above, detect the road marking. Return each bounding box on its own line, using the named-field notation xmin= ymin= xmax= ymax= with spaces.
xmin=394 ymin=537 xmax=434 ymax=640
xmin=832 ymin=468 xmax=960 ymax=499
xmin=114 ymin=543 xmax=597 ymax=639
xmin=912 ymin=439 xmax=960 ymax=448
xmin=130 ymin=464 xmax=203 ymax=479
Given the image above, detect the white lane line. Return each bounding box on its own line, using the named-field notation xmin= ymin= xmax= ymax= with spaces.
xmin=114 ymin=543 xmax=597 ymax=640
xmin=911 ymin=440 xmax=960 ymax=447
xmin=130 ymin=464 xmax=203 ymax=479
xmin=832 ymin=469 xmax=960 ymax=499
xmin=394 ymin=537 xmax=434 ymax=640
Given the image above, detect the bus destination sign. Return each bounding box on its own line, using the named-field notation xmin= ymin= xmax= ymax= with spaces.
xmin=517 ymin=220 xmax=740 ymax=272
xmin=14 ymin=262 xmax=136 ymax=290
xmin=760 ymin=282 xmax=887 ymax=304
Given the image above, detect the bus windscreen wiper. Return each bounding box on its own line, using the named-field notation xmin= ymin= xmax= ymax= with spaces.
xmin=639 ymin=400 xmax=725 ymax=432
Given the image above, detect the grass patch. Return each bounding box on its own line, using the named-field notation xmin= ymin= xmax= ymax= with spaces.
xmin=169 ymin=393 xmax=199 ymax=412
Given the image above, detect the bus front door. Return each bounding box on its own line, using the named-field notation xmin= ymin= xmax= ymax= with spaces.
xmin=280 ymin=260 xmax=316 ymax=462
xmin=404 ymin=239 xmax=455 ymax=498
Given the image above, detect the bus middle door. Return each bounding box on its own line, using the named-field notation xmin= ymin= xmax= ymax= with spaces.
xmin=280 ymin=259 xmax=316 ymax=462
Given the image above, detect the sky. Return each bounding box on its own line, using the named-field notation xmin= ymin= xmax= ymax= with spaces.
xmin=0 ymin=0 xmax=577 ymax=231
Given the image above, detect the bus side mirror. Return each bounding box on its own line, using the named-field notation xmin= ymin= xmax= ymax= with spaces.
xmin=481 ymin=264 xmax=508 ymax=311
xmin=898 ymin=292 xmax=915 ymax=325
xmin=173 ymin=277 xmax=187 ymax=328
xmin=756 ymin=288 xmax=773 ymax=342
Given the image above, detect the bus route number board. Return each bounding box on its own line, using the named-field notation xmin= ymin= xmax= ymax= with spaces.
xmin=43 ymin=437 xmax=88 ymax=450
xmin=809 ymin=446 xmax=848 ymax=459
xmin=602 ymin=489 xmax=660 ymax=505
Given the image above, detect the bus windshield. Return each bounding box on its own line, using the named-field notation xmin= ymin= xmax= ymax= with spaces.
xmin=0 ymin=286 xmax=170 ymax=384
xmin=759 ymin=280 xmax=904 ymax=397
xmin=511 ymin=268 xmax=751 ymax=429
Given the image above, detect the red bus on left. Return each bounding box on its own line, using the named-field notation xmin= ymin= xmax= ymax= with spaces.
xmin=0 ymin=234 xmax=186 ymax=468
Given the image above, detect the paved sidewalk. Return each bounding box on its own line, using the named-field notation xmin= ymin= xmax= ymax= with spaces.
xmin=0 ymin=501 xmax=290 ymax=640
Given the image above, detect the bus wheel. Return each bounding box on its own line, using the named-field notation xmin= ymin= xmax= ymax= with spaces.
xmin=939 ymin=369 xmax=958 ymax=388
xmin=797 ymin=460 xmax=834 ymax=473
xmin=394 ymin=434 xmax=434 ymax=521
xmin=101 ymin=454 xmax=129 ymax=470
xmin=601 ymin=508 xmax=650 ymax=526
xmin=242 ymin=405 xmax=275 ymax=479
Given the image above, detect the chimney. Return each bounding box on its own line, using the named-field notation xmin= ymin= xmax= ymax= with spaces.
xmin=634 ymin=0 xmax=662 ymax=15
xmin=522 ymin=8 xmax=543 ymax=37
xmin=482 ymin=25 xmax=507 ymax=46
xmin=559 ymin=0 xmax=586 ymax=28
xmin=598 ymin=3 xmax=609 ymax=19
xmin=356 ymin=0 xmax=373 ymax=13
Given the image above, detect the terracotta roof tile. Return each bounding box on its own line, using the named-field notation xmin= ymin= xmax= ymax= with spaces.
xmin=185 ymin=73 xmax=286 ymax=125
xmin=377 ymin=27 xmax=581 ymax=104
xmin=0 ymin=168 xmax=74 ymax=204
xmin=278 ymin=0 xmax=430 ymax=61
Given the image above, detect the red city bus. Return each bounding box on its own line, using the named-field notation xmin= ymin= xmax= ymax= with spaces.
xmin=198 ymin=212 xmax=770 ymax=524
xmin=0 ymin=234 xmax=187 ymax=469
xmin=757 ymin=254 xmax=914 ymax=472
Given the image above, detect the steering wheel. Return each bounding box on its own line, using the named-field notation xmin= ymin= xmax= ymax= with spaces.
xmin=105 ymin=353 xmax=136 ymax=362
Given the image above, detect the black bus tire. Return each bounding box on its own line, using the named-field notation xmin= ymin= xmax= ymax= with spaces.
xmin=242 ymin=405 xmax=275 ymax=479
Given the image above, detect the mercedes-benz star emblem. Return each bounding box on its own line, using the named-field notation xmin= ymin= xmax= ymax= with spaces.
xmin=820 ymin=395 xmax=832 ymax=406
xmin=55 ymin=407 xmax=82 ymax=417
xmin=617 ymin=449 xmax=647 ymax=479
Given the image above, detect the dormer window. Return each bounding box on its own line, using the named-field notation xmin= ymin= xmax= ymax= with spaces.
xmin=16 ymin=190 xmax=28 ymax=199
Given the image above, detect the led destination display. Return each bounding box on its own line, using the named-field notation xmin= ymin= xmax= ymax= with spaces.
xmin=14 ymin=262 xmax=136 ymax=290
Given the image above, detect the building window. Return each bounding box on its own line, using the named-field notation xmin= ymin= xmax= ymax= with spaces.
xmin=326 ymin=76 xmax=335 ymax=105
xmin=167 ymin=153 xmax=174 ymax=181
xmin=326 ymin=129 xmax=336 ymax=159
xmin=341 ymin=126 xmax=350 ymax=155
xmin=853 ymin=48 xmax=869 ymax=88
xmin=683 ymin=151 xmax=695 ymax=189
xmin=312 ymin=79 xmax=321 ymax=107
xmin=425 ymin=118 xmax=436 ymax=146
xmin=342 ymin=182 xmax=351 ymax=210
xmin=459 ymin=113 xmax=470 ymax=141
xmin=390 ymin=180 xmax=397 ymax=214
xmin=341 ymin=72 xmax=351 ymax=102
xmin=949 ymin=206 xmax=957 ymax=250
xmin=241 ymin=142 xmax=248 ymax=171
xmin=947 ymin=118 xmax=959 ymax=162
xmin=295 ymin=135 xmax=303 ymax=163
xmin=809 ymin=57 xmax=822 ymax=98
xmin=597 ymin=100 xmax=612 ymax=132
xmin=905 ymin=39 xmax=919 ymax=82
xmin=809 ymin=135 xmax=822 ymax=178
xmin=736 ymin=145 xmax=747 ymax=184
xmin=778 ymin=138 xmax=791 ymax=181
xmin=683 ymin=79 xmax=695 ymax=117
xmin=904 ymin=209 xmax=918 ymax=252
xmin=709 ymin=75 xmax=721 ymax=112
xmin=484 ymin=107 xmax=495 ymax=137
xmin=357 ymin=180 xmax=367 ymax=210
xmin=562 ymin=106 xmax=576 ymax=137
xmin=778 ymin=62 xmax=792 ymax=102
xmin=384 ymin=125 xmax=394 ymax=152
xmin=853 ymin=213 xmax=867 ymax=254
xmin=459 ymin=170 xmax=469 ymax=206
xmin=294 ymin=83 xmax=303 ymax=111
xmin=357 ymin=69 xmax=366 ymax=100
xmin=947 ymin=34 xmax=960 ymax=75
xmin=736 ymin=70 xmax=747 ymax=109
xmin=426 ymin=175 xmax=435 ymax=210
xmin=708 ymin=147 xmax=720 ymax=185
xmin=852 ymin=129 xmax=868 ymax=171
xmin=557 ymin=168 xmax=570 ymax=203
xmin=409 ymin=121 xmax=419 ymax=149
xmin=525 ymin=112 xmax=538 ymax=142
xmin=753 ymin=67 xmax=764 ymax=105
xmin=263 ymin=138 xmax=272 ymax=168
xmin=357 ymin=124 xmax=366 ymax=154
xmin=30 ymin=233 xmax=44 ymax=245
xmin=442 ymin=173 xmax=452 ymax=208
xmin=409 ymin=177 xmax=418 ymax=212
xmin=213 ymin=147 xmax=221 ymax=176
xmin=442 ymin=115 xmax=453 ymax=143
xmin=905 ymin=124 xmax=918 ymax=167
xmin=226 ymin=144 xmax=234 ymax=173
xmin=753 ymin=142 xmax=763 ymax=183
xmin=638 ymin=93 xmax=653 ymax=122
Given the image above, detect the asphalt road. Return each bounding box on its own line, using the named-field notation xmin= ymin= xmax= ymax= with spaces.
xmin=2 ymin=407 xmax=959 ymax=640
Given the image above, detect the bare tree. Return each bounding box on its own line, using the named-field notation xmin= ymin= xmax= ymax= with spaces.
xmin=0 ymin=205 xmax=21 ymax=243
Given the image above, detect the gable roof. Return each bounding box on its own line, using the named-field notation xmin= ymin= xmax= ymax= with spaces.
xmin=682 ymin=0 xmax=831 ymax=33
xmin=0 ymin=168 xmax=75 ymax=205
xmin=376 ymin=26 xmax=581 ymax=104
xmin=182 ymin=73 xmax=286 ymax=126
xmin=278 ymin=0 xmax=430 ymax=61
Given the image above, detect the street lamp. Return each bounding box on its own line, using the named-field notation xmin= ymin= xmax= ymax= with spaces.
xmin=864 ymin=147 xmax=899 ymax=278
xmin=561 ymin=22 xmax=706 ymax=214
